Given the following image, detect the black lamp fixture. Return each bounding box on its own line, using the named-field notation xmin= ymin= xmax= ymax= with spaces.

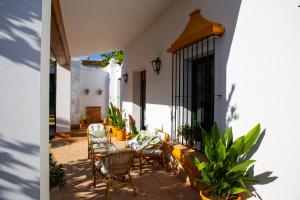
xmin=150 ymin=57 xmax=161 ymax=74
xmin=122 ymin=73 xmax=128 ymax=83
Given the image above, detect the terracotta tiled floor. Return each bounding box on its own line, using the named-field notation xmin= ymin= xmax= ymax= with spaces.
xmin=50 ymin=137 xmax=199 ymax=200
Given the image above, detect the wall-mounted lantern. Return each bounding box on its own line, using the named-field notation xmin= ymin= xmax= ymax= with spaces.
xmin=122 ymin=73 xmax=128 ymax=83
xmin=150 ymin=57 xmax=161 ymax=74
xmin=97 ymin=89 xmax=103 ymax=95
xmin=84 ymin=88 xmax=89 ymax=95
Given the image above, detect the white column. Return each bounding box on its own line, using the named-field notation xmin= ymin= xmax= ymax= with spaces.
xmin=0 ymin=0 xmax=50 ymax=199
xmin=56 ymin=65 xmax=71 ymax=133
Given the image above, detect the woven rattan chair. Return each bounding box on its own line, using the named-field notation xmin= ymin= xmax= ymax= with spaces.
xmin=95 ymin=148 xmax=136 ymax=200
xmin=138 ymin=131 xmax=169 ymax=175
xmin=127 ymin=129 xmax=169 ymax=175
xmin=87 ymin=123 xmax=109 ymax=159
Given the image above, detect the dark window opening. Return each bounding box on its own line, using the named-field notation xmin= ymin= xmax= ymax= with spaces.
xmin=49 ymin=60 xmax=56 ymax=138
xmin=140 ymin=70 xmax=146 ymax=130
xmin=191 ymin=55 xmax=214 ymax=132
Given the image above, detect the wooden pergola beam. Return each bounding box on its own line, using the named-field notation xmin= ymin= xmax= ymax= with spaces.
xmin=51 ymin=0 xmax=70 ymax=69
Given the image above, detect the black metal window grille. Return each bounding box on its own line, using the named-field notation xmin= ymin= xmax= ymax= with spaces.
xmin=171 ymin=36 xmax=216 ymax=150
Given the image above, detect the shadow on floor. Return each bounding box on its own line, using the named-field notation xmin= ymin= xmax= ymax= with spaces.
xmin=50 ymin=137 xmax=198 ymax=200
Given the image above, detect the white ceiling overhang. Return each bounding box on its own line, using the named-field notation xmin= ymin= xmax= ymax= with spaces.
xmin=59 ymin=0 xmax=174 ymax=57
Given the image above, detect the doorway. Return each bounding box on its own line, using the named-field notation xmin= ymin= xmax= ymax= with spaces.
xmin=140 ymin=70 xmax=146 ymax=130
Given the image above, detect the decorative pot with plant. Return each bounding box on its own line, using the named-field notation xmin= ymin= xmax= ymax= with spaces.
xmin=191 ymin=123 xmax=262 ymax=200
xmin=107 ymin=103 xmax=119 ymax=136
xmin=80 ymin=114 xmax=87 ymax=124
xmin=116 ymin=112 xmax=126 ymax=141
xmin=128 ymin=114 xmax=138 ymax=139
xmin=178 ymin=124 xmax=194 ymax=146
xmin=192 ymin=123 xmax=203 ymax=151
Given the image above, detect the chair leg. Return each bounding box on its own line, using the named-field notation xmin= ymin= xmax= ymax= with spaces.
xmin=139 ymin=156 xmax=142 ymax=175
xmin=105 ymin=178 xmax=111 ymax=200
xmin=128 ymin=172 xmax=136 ymax=196
xmin=92 ymin=155 xmax=96 ymax=188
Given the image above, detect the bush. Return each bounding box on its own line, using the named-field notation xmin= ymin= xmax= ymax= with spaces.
xmin=50 ymin=153 xmax=65 ymax=190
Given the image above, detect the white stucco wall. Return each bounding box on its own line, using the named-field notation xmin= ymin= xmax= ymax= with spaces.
xmin=122 ymin=0 xmax=300 ymax=199
xmin=225 ymin=1 xmax=300 ymax=199
xmin=56 ymin=65 xmax=71 ymax=132
xmin=79 ymin=66 xmax=109 ymax=120
xmin=0 ymin=0 xmax=50 ymax=199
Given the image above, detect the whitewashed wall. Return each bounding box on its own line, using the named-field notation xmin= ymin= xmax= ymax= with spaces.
xmin=79 ymin=66 xmax=109 ymax=121
xmin=56 ymin=65 xmax=71 ymax=132
xmin=122 ymin=0 xmax=300 ymax=199
xmin=0 ymin=0 xmax=50 ymax=199
xmin=225 ymin=1 xmax=300 ymax=199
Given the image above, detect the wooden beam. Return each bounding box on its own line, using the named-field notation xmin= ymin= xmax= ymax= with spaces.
xmin=51 ymin=0 xmax=71 ymax=69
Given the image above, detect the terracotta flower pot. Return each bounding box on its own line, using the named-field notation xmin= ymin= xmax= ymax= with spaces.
xmin=117 ymin=128 xmax=126 ymax=141
xmin=200 ymin=191 xmax=242 ymax=200
xmin=112 ymin=126 xmax=118 ymax=137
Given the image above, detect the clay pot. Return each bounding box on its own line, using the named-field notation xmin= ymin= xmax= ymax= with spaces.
xmin=117 ymin=128 xmax=126 ymax=141
xmin=200 ymin=191 xmax=242 ymax=200
xmin=112 ymin=126 xmax=118 ymax=137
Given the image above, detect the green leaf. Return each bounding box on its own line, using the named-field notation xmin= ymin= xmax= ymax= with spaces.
xmin=201 ymin=170 xmax=212 ymax=186
xmin=243 ymin=124 xmax=261 ymax=154
xmin=203 ymin=132 xmax=213 ymax=162
xmin=231 ymin=187 xmax=248 ymax=194
xmin=222 ymin=128 xmax=233 ymax=149
xmin=192 ymin=157 xmax=207 ymax=171
xmin=211 ymin=122 xmax=219 ymax=144
xmin=228 ymin=135 xmax=245 ymax=157
xmin=216 ymin=140 xmax=226 ymax=161
xmin=228 ymin=160 xmax=255 ymax=173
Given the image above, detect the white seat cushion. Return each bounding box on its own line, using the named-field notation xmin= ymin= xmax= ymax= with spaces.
xmin=89 ymin=137 xmax=109 ymax=144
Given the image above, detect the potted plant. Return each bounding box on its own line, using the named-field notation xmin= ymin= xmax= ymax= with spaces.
xmin=192 ymin=123 xmax=203 ymax=151
xmin=128 ymin=114 xmax=138 ymax=139
xmin=116 ymin=111 xmax=126 ymax=141
xmin=178 ymin=124 xmax=194 ymax=146
xmin=80 ymin=114 xmax=88 ymax=129
xmin=107 ymin=103 xmax=118 ymax=136
xmin=191 ymin=123 xmax=261 ymax=200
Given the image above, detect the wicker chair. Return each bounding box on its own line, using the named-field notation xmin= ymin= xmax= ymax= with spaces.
xmin=127 ymin=129 xmax=169 ymax=175
xmin=87 ymin=123 xmax=109 ymax=159
xmin=95 ymin=148 xmax=136 ymax=200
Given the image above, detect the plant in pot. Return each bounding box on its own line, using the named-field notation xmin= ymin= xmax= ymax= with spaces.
xmin=80 ymin=114 xmax=88 ymax=129
xmin=116 ymin=112 xmax=126 ymax=141
xmin=192 ymin=123 xmax=203 ymax=151
xmin=128 ymin=114 xmax=138 ymax=139
xmin=107 ymin=103 xmax=118 ymax=136
xmin=191 ymin=123 xmax=262 ymax=200
xmin=178 ymin=124 xmax=194 ymax=146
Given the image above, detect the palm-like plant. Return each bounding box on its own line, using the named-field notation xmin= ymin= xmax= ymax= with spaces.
xmin=107 ymin=103 xmax=118 ymax=126
xmin=191 ymin=123 xmax=261 ymax=199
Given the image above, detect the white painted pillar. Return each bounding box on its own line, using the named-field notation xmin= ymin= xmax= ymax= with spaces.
xmin=0 ymin=0 xmax=50 ymax=199
xmin=56 ymin=65 xmax=71 ymax=133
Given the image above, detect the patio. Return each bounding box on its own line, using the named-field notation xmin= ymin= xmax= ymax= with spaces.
xmin=50 ymin=136 xmax=198 ymax=200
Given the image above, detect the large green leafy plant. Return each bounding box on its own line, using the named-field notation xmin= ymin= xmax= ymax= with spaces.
xmin=191 ymin=123 xmax=261 ymax=199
